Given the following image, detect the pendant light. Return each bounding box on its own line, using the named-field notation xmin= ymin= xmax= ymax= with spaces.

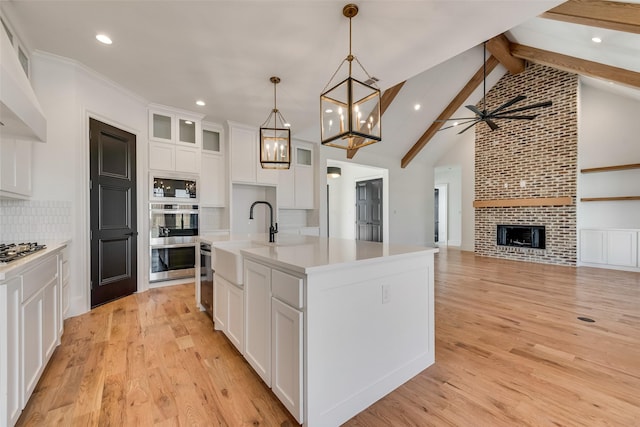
xmin=320 ymin=4 xmax=381 ymax=150
xmin=260 ymin=76 xmax=291 ymax=169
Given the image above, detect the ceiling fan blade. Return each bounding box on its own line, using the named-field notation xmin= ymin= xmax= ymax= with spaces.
xmin=493 ymin=114 xmax=538 ymax=120
xmin=465 ymin=105 xmax=484 ymax=117
xmin=497 ymin=100 xmax=552 ymax=115
xmin=438 ymin=119 xmax=479 ymax=131
xmin=457 ymin=121 xmax=480 ymax=134
xmin=434 ymin=117 xmax=476 ymax=122
xmin=485 ymin=119 xmax=499 ymax=131
xmin=488 ymin=95 xmax=526 ymax=116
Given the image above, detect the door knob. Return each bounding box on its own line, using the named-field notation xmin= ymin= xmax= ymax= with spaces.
xmin=125 ymin=231 xmax=138 ymax=236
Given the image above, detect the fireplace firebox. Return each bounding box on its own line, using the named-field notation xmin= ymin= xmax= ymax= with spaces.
xmin=497 ymin=225 xmax=545 ymax=249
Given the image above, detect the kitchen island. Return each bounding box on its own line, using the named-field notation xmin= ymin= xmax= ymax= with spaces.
xmin=201 ymin=234 xmax=437 ymax=426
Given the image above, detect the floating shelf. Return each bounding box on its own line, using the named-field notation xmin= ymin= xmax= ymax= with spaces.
xmin=473 ymin=197 xmax=573 ymax=208
xmin=580 ymin=163 xmax=640 ymax=173
xmin=580 ymin=196 xmax=640 ymax=202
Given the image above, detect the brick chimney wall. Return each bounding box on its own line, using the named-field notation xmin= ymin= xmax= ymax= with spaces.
xmin=474 ymin=63 xmax=578 ymax=265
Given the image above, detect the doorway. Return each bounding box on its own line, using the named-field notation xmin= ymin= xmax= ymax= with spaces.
xmin=355 ymin=178 xmax=383 ymax=242
xmin=89 ymin=118 xmax=138 ymax=307
xmin=434 ymin=183 xmax=448 ymax=246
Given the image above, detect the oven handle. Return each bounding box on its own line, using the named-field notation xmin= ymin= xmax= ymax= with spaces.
xmin=150 ymin=243 xmax=197 ymax=249
xmin=201 ymin=248 xmax=212 ymax=256
xmin=150 ymin=209 xmax=200 ymax=215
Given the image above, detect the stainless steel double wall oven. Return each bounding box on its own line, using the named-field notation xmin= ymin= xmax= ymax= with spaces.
xmin=149 ymin=175 xmax=199 ymax=282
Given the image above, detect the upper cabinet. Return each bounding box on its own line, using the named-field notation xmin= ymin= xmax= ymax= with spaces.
xmin=278 ymin=141 xmax=315 ymax=209
xmin=0 ymin=138 xmax=32 ymax=198
xmin=228 ymin=121 xmax=278 ymax=185
xmin=148 ymin=105 xmax=204 ymax=174
xmin=200 ymin=122 xmax=226 ymax=207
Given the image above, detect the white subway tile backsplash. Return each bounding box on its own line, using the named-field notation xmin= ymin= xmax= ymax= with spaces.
xmin=0 ymin=199 xmax=71 ymax=244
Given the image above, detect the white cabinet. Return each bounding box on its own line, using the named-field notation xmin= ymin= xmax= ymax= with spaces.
xmin=61 ymin=248 xmax=70 ymax=318
xmin=148 ymin=106 xmax=203 ymax=173
xmin=278 ymin=142 xmax=314 ymax=209
xmin=244 ymin=259 xmax=272 ymax=385
xmin=213 ymin=275 xmax=244 ymax=353
xmin=0 ymin=138 xmax=32 ymax=198
xmin=580 ymin=229 xmax=639 ymax=270
xmin=200 ymin=122 xmax=226 ymax=207
xmin=1 ymin=277 xmax=22 ymax=427
xmin=244 ymin=259 xmax=304 ymax=423
xmin=229 ymin=121 xmax=278 ymax=185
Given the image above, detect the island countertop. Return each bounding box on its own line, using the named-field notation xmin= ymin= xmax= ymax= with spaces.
xmin=200 ymin=233 xmax=438 ymax=275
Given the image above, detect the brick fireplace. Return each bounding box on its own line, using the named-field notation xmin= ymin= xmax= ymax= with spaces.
xmin=474 ymin=63 xmax=578 ymax=266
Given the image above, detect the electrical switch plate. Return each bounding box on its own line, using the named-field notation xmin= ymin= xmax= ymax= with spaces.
xmin=382 ymin=284 xmax=390 ymax=304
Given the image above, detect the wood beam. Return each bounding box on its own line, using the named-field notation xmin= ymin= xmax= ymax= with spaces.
xmin=542 ymin=0 xmax=640 ymax=34
xmin=486 ymin=34 xmax=525 ymax=74
xmin=510 ymin=43 xmax=640 ymax=88
xmin=401 ymin=55 xmax=500 ymax=169
xmin=346 ymin=81 xmax=406 ymax=159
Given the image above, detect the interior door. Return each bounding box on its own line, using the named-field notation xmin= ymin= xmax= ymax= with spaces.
xmin=355 ymin=178 xmax=383 ymax=242
xmin=90 ymin=118 xmax=137 ymax=307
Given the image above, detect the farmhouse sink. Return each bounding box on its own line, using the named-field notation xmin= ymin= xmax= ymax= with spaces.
xmin=212 ymin=240 xmax=266 ymax=285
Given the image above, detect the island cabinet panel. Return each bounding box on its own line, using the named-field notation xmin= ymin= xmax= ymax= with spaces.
xmin=213 ymin=275 xmax=244 ymax=354
xmin=271 ymin=297 xmax=303 ymax=423
xmin=244 ymin=260 xmax=272 ymax=385
xmin=213 ymin=276 xmax=228 ymax=332
xmin=1 ymin=277 xmax=22 ymax=426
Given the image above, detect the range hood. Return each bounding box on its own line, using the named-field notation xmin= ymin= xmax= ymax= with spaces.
xmin=0 ymin=26 xmax=46 ymax=142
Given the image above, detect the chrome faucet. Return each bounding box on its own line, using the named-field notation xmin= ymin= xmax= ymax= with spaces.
xmin=249 ymin=201 xmax=278 ymax=242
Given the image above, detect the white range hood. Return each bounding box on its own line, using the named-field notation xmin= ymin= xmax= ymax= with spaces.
xmin=0 ymin=26 xmax=46 ymax=142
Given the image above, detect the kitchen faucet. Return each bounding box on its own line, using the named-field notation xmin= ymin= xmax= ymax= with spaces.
xmin=249 ymin=201 xmax=278 ymax=242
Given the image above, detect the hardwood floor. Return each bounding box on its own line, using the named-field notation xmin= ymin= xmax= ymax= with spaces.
xmin=17 ymin=250 xmax=640 ymax=426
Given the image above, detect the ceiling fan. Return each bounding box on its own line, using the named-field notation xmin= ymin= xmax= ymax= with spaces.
xmin=438 ymin=42 xmax=552 ymax=134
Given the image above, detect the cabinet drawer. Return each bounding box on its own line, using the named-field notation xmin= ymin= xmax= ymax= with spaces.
xmin=271 ymin=269 xmax=303 ymax=309
xmin=22 ymin=255 xmax=58 ymax=303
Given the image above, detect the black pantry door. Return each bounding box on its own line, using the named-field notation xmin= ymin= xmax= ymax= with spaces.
xmin=90 ymin=118 xmax=137 ymax=308
xmin=355 ymin=178 xmax=383 ymax=242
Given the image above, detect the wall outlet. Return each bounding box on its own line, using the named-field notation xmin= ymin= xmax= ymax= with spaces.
xmin=382 ymin=284 xmax=390 ymax=304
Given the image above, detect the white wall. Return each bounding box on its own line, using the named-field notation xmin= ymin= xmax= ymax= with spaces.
xmin=30 ymin=52 xmax=148 ymax=317
xmin=434 ymin=130 xmax=475 ymax=251
xmin=578 ymin=83 xmax=640 ymax=229
xmin=321 ymin=147 xmax=434 ymax=247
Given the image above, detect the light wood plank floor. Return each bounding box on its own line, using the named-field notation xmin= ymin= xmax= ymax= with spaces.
xmin=18 ymin=249 xmax=640 ymax=426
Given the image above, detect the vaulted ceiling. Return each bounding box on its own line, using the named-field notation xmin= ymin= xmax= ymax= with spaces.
xmin=2 ymin=0 xmax=639 ymax=168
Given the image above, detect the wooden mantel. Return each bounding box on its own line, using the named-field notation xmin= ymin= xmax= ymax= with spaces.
xmin=473 ymin=197 xmax=573 ymax=208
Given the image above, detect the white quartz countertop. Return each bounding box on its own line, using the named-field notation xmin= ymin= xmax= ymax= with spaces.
xmin=0 ymin=241 xmax=68 ymax=281
xmin=200 ymin=233 xmax=437 ymax=275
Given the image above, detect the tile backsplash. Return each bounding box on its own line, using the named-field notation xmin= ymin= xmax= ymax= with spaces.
xmin=0 ymin=199 xmax=71 ymax=244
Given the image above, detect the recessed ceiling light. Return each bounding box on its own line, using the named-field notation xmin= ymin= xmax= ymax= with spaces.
xmin=414 ymin=104 xmax=421 ymax=111
xmin=185 ymin=120 xmax=193 ymax=125
xmin=96 ymin=34 xmax=112 ymax=45
xmin=284 ymin=123 xmax=291 ymax=127
xmin=196 ymin=100 xmax=205 ymax=106
xmin=592 ymin=37 xmax=602 ymax=43
xmin=453 ymin=122 xmax=459 ymax=126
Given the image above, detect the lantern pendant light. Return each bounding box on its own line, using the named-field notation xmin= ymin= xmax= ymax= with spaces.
xmin=320 ymin=4 xmax=381 ymax=150
xmin=260 ymin=76 xmax=291 ymax=169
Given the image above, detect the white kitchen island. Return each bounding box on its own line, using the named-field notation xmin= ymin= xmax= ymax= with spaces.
xmin=203 ymin=234 xmax=437 ymax=427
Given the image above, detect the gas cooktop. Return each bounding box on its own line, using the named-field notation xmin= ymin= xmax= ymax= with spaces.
xmin=0 ymin=243 xmax=47 ymax=265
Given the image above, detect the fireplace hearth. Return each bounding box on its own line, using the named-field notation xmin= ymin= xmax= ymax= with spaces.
xmin=497 ymin=225 xmax=546 ymax=249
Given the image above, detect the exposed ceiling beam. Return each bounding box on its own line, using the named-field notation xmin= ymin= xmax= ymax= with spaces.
xmin=510 ymin=43 xmax=640 ymax=88
xmin=347 ymin=81 xmax=406 ymax=159
xmin=486 ymin=34 xmax=525 ymax=74
xmin=401 ymin=56 xmax=500 ymax=169
xmin=541 ymin=0 xmax=640 ymax=34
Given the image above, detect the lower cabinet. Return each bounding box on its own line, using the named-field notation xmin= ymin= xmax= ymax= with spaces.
xmin=1 ymin=249 xmax=64 ymax=427
xmin=244 ymin=259 xmax=304 ymax=424
xmin=580 ymin=229 xmax=639 ymax=269
xmin=213 ymin=275 xmax=244 ymax=354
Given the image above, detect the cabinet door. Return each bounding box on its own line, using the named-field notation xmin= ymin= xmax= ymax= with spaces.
xmin=271 ymin=298 xmax=303 ymax=423
xmin=175 ymin=146 xmax=200 ymax=173
xmin=244 ymin=260 xmax=272 ymax=385
xmin=294 ymin=164 xmax=314 ymax=209
xmin=22 ymin=290 xmax=44 ymax=402
xmin=42 ymin=277 xmax=59 ymax=361
xmin=580 ymin=230 xmax=607 ymax=264
xmin=230 ymin=125 xmax=257 ymax=183
xmin=201 ymin=152 xmax=226 ymax=206
xmin=227 ymin=283 xmax=245 ymax=353
xmin=0 ymin=138 xmax=32 ymax=197
xmin=607 ymin=230 xmax=638 ymax=267
xmin=3 ymin=277 xmax=22 ymax=426
xmin=277 ymin=167 xmax=295 ymax=208
xmin=149 ymin=141 xmax=175 ymax=171
xmin=150 ymin=111 xmax=174 ymax=143
xmin=177 ymin=117 xmax=201 ymax=147
xmin=213 ymin=276 xmax=228 ymax=332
